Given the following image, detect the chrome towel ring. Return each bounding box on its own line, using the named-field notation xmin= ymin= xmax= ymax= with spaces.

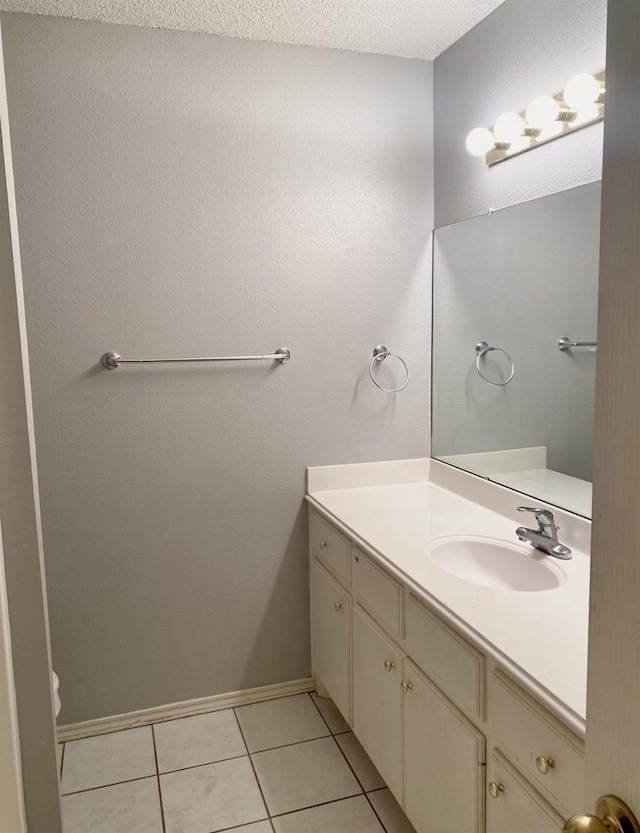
xmin=369 ymin=345 xmax=410 ymax=393
xmin=475 ymin=341 xmax=515 ymax=386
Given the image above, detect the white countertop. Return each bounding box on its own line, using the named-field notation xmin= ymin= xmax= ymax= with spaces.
xmin=306 ymin=458 xmax=590 ymax=735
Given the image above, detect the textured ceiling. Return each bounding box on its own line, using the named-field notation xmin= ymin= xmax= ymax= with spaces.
xmin=0 ymin=0 xmax=508 ymax=59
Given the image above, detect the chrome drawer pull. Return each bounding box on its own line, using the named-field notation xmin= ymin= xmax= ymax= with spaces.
xmin=334 ymin=602 xmax=343 ymax=612
xmin=319 ymin=540 xmax=328 ymax=550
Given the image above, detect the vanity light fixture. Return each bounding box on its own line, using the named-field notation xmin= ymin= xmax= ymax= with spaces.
xmin=466 ymin=71 xmax=605 ymax=166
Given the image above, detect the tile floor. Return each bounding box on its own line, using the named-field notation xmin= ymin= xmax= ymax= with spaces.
xmin=58 ymin=691 xmax=417 ymax=833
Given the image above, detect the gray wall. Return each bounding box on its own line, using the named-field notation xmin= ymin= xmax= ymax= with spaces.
xmin=2 ymin=13 xmax=433 ymax=722
xmin=434 ymin=0 xmax=607 ymax=227
xmin=0 ymin=26 xmax=61 ymax=830
xmin=432 ymin=182 xmax=600 ymax=482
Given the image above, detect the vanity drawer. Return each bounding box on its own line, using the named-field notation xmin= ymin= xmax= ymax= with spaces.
xmin=309 ymin=511 xmax=350 ymax=584
xmin=352 ymin=548 xmax=403 ymax=638
xmin=487 ymin=750 xmax=566 ymax=833
xmin=405 ymin=595 xmax=485 ymax=721
xmin=490 ymin=671 xmax=585 ymax=815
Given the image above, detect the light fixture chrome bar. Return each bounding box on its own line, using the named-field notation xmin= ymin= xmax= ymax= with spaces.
xmin=557 ymin=337 xmax=597 ymax=352
xmin=486 ymin=71 xmax=605 ymax=166
xmin=101 ymin=347 xmax=291 ymax=370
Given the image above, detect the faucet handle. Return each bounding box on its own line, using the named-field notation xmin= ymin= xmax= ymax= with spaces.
xmin=517 ymin=506 xmax=555 ymax=528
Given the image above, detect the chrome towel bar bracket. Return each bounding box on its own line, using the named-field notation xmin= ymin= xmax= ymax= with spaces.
xmin=101 ymin=348 xmax=291 ymax=370
xmin=557 ymin=337 xmax=597 ymax=352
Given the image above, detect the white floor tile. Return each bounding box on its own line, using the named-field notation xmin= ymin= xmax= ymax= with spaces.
xmin=367 ymin=788 xmax=417 ymax=833
xmin=252 ymin=736 xmax=361 ymax=816
xmin=62 ymin=777 xmax=163 ymax=833
xmin=273 ymin=795 xmax=385 ymax=833
xmin=154 ymin=709 xmax=246 ymax=773
xmin=230 ymin=825 xmax=272 ymax=833
xmin=310 ymin=692 xmax=350 ymax=734
xmin=62 ymin=727 xmax=156 ymax=794
xmin=160 ymin=755 xmax=267 ymax=833
xmin=336 ymin=732 xmax=385 ymax=791
xmin=236 ymin=694 xmax=329 ymax=752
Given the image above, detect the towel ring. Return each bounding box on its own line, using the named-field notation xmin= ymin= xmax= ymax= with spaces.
xmin=475 ymin=341 xmax=515 ymax=386
xmin=369 ymin=345 xmax=410 ymax=393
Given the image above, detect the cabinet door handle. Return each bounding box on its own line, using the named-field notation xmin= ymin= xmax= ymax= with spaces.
xmin=384 ymin=660 xmax=396 ymax=672
xmin=488 ymin=782 xmax=505 ymax=799
xmin=536 ymin=756 xmax=555 ymax=775
xmin=319 ymin=540 xmax=328 ymax=550
xmin=400 ymin=681 xmax=413 ymax=693
xmin=334 ymin=602 xmax=343 ymax=612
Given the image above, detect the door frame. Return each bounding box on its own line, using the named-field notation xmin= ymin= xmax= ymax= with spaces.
xmin=0 ymin=534 xmax=25 ymax=833
xmin=586 ymin=0 xmax=640 ymax=812
xmin=0 ymin=20 xmax=62 ymax=833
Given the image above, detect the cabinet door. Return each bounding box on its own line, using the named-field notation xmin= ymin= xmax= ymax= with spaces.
xmin=352 ymin=604 xmax=404 ymax=801
xmin=486 ymin=751 xmax=565 ymax=833
xmin=311 ymin=558 xmax=351 ymax=723
xmin=403 ymin=658 xmax=485 ymax=833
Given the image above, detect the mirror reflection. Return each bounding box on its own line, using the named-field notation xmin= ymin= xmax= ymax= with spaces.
xmin=432 ymin=181 xmax=601 ymax=518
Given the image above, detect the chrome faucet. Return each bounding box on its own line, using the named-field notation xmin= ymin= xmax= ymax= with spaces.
xmin=516 ymin=507 xmax=572 ymax=560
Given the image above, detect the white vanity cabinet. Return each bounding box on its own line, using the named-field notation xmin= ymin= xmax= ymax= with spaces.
xmin=308 ymin=507 xmax=584 ymax=833
xmin=310 ymin=557 xmax=351 ymax=723
xmin=352 ymin=604 xmax=404 ymax=799
xmin=403 ymin=657 xmax=485 ymax=833
xmin=486 ymin=752 xmax=565 ymax=833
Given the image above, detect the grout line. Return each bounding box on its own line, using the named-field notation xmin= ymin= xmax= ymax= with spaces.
xmin=307 ymin=691 xmax=334 ymax=733
xmin=62 ymin=690 xmax=314 ymax=741
xmin=61 ymin=732 xmax=343 ymax=797
xmin=151 ymin=724 xmax=167 ymax=833
xmin=269 ymin=791 xmax=364 ymax=820
xmin=307 ymin=694 xmax=396 ymax=831
xmin=202 ymin=818 xmax=272 ymax=833
xmin=328 ymin=731 xmax=367 ymax=795
xmin=62 ymin=774 xmax=158 ymax=798
xmin=365 ymin=790 xmax=392 ymax=833
xmin=246 ymin=732 xmax=332 ymax=757
xmin=232 ymin=708 xmax=272 ymax=821
xmin=307 ymin=692 xmax=351 ymax=737
xmin=153 ymin=752 xmax=248 ymax=778
xmin=306 ymin=694 xmax=371 ymax=795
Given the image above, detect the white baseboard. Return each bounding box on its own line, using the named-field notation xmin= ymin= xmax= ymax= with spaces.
xmin=58 ymin=677 xmax=315 ymax=742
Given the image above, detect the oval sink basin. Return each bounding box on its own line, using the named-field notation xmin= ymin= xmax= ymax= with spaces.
xmin=428 ymin=536 xmax=564 ymax=592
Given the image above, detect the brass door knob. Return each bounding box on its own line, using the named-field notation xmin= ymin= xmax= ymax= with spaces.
xmin=334 ymin=602 xmax=343 ymax=612
xmin=536 ymin=755 xmax=555 ymax=774
xmin=563 ymin=795 xmax=640 ymax=833
xmin=488 ymin=782 xmax=504 ymax=799
xmin=400 ymin=681 xmax=413 ymax=693
xmin=384 ymin=660 xmax=396 ymax=672
xmin=319 ymin=540 xmax=328 ymax=550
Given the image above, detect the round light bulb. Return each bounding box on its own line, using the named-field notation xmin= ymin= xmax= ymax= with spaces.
xmin=525 ymin=95 xmax=560 ymax=129
xmin=493 ymin=112 xmax=525 ymax=143
xmin=505 ymin=136 xmax=531 ymax=155
xmin=537 ymin=121 xmax=564 ymax=141
xmin=563 ymin=74 xmax=601 ymax=109
xmin=465 ymin=127 xmax=495 ymax=156
xmin=573 ymin=102 xmax=600 ymax=126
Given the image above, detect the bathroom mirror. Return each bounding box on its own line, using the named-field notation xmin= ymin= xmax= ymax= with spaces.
xmin=432 ymin=181 xmax=601 ymax=519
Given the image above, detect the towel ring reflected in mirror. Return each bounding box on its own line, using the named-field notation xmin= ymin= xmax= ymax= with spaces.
xmin=475 ymin=341 xmax=515 ymax=387
xmin=369 ymin=345 xmax=410 ymax=393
